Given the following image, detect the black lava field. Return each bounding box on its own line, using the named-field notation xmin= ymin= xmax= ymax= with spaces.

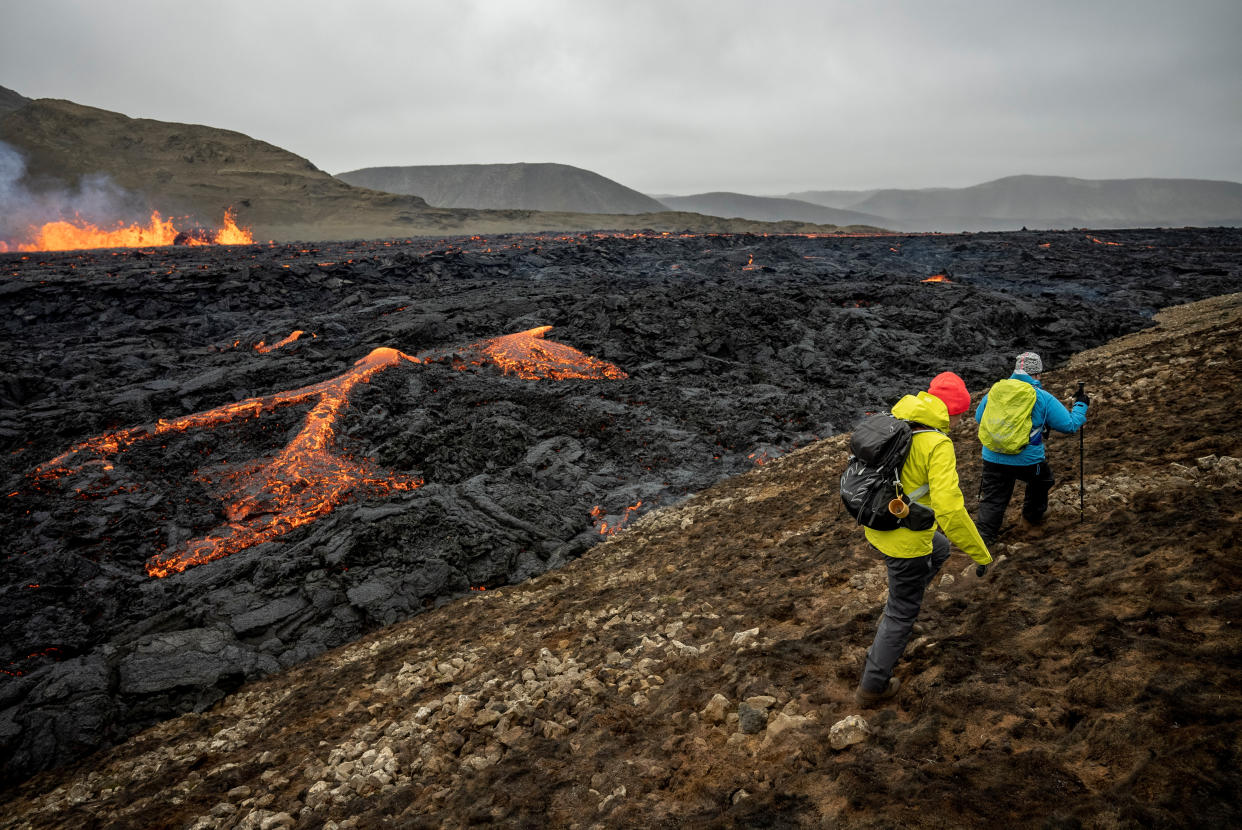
xmin=3 ymin=227 xmax=1241 ymax=785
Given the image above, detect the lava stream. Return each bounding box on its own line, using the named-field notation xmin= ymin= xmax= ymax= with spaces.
xmin=255 ymin=330 xmax=306 ymax=353
xmin=34 ymin=329 xmax=627 ymax=577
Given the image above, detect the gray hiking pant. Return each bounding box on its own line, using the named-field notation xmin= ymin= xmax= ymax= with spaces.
xmin=859 ymin=531 xmax=951 ymax=693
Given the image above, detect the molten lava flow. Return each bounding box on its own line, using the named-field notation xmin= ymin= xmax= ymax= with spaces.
xmin=1087 ymin=235 xmax=1123 ymax=246
xmin=590 ymin=500 xmax=644 ymax=535
xmin=35 ymin=328 xmax=629 ymax=577
xmin=255 ymin=330 xmax=306 ymax=353
xmin=36 ymin=348 xmax=424 ymax=577
xmin=436 ymin=326 xmax=628 ymax=381
xmin=921 ymin=274 xmax=952 ymax=284
xmin=10 ymin=209 xmax=253 ymax=252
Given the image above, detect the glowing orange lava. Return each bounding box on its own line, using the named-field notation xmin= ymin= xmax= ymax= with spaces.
xmin=590 ymin=500 xmax=644 ymax=535
xmin=37 ymin=347 xmax=423 ymax=577
xmin=748 ymin=448 xmax=778 ymax=466
xmin=9 ymin=209 xmax=253 ymax=252
xmin=35 ymin=328 xmax=627 ymax=577
xmin=255 ymin=330 xmax=306 ymax=353
xmin=432 ymin=326 xmax=628 ymax=381
xmin=1087 ymin=235 xmax=1123 ymax=247
xmin=921 ymin=274 xmax=952 ymax=284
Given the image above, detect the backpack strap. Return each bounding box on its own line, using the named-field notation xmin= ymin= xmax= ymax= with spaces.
xmin=904 ymin=423 xmax=941 ymax=506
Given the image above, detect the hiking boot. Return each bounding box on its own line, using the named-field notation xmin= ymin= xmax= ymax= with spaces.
xmin=854 ymin=677 xmax=901 ymax=707
xmin=1019 ymin=516 xmax=1045 ymax=536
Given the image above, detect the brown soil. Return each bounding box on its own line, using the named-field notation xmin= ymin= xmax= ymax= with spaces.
xmin=2 ymin=294 xmax=1240 ymax=829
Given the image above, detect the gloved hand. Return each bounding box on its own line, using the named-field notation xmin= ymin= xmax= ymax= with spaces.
xmin=1074 ymin=388 xmax=1090 ymax=406
xmin=975 ymin=564 xmax=988 ymax=578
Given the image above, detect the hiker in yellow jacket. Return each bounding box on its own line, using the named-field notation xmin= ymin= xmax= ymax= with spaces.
xmin=856 ymin=372 xmax=993 ymax=706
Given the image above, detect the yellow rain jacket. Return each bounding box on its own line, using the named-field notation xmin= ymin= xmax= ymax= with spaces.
xmin=863 ymin=391 xmax=992 ymax=565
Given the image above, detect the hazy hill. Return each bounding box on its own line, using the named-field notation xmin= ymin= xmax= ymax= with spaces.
xmin=337 ymin=162 xmax=669 ymax=215
xmin=0 ymin=86 xmax=29 ymax=118
xmin=785 ymin=188 xmax=884 ymax=210
xmin=3 ymin=292 xmax=1239 ymax=828
xmin=0 ymin=92 xmax=444 ymax=241
xmin=790 ymin=175 xmax=1242 ymax=231
xmin=0 ymin=88 xmax=862 ymax=243
xmin=656 ymin=191 xmax=888 ymax=228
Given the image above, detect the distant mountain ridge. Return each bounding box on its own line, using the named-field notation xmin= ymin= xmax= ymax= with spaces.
xmin=784 ymin=175 xmax=1242 ymax=231
xmin=337 ymin=163 xmax=668 ymax=215
xmin=4 ymin=84 xmax=1237 ymax=238
xmin=656 ymin=192 xmax=887 ymax=228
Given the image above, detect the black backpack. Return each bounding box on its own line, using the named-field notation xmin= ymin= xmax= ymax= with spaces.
xmin=839 ymin=415 xmax=937 ymax=532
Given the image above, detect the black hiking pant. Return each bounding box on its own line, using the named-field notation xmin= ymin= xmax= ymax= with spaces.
xmin=975 ymin=459 xmax=1055 ymax=544
xmin=859 ymin=532 xmax=951 ymax=693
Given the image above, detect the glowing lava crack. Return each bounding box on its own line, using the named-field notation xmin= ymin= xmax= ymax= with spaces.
xmin=32 ymin=327 xmax=627 ymax=578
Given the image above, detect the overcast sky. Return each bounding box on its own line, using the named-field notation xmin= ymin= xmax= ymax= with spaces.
xmin=3 ymin=0 xmax=1240 ymax=195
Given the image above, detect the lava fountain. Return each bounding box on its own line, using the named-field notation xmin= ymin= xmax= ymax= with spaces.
xmin=3 ymin=209 xmax=253 ymax=253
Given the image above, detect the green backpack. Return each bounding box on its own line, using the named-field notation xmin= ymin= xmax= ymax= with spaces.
xmin=978 ymin=379 xmax=1038 ymax=453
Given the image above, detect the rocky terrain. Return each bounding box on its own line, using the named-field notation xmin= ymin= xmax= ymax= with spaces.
xmin=2 ymin=283 xmax=1239 ymax=829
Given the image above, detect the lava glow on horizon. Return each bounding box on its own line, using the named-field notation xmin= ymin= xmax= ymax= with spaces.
xmin=32 ymin=327 xmax=627 ymax=578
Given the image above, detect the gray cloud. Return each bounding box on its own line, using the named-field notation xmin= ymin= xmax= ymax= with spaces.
xmin=2 ymin=0 xmax=1239 ymax=195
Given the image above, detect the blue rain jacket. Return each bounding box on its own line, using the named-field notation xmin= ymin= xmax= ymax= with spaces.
xmin=974 ymin=373 xmax=1087 ymax=466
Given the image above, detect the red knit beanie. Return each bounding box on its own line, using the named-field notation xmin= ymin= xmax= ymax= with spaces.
xmin=927 ymin=371 xmax=970 ymax=416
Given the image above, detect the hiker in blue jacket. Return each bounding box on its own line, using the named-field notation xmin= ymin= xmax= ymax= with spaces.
xmin=973 ymin=352 xmax=1088 ymax=545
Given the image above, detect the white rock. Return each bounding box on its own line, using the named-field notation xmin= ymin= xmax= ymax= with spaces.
xmin=829 ymin=714 xmax=872 ymax=750
xmin=764 ymin=711 xmax=810 ymax=740
xmin=731 ymin=627 xmax=760 ymax=647
xmin=702 ymin=693 xmax=730 ymax=724
xmin=260 ymin=813 xmax=296 ymax=830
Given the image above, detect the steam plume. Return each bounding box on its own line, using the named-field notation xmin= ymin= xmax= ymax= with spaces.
xmin=0 ymin=140 xmax=147 ymax=248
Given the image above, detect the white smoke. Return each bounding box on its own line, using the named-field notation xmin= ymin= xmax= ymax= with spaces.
xmin=0 ymin=140 xmax=24 ymax=214
xmin=0 ymin=140 xmax=147 ymax=248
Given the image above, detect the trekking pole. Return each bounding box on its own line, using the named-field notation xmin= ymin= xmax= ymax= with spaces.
xmin=1077 ymin=381 xmax=1085 ymax=523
